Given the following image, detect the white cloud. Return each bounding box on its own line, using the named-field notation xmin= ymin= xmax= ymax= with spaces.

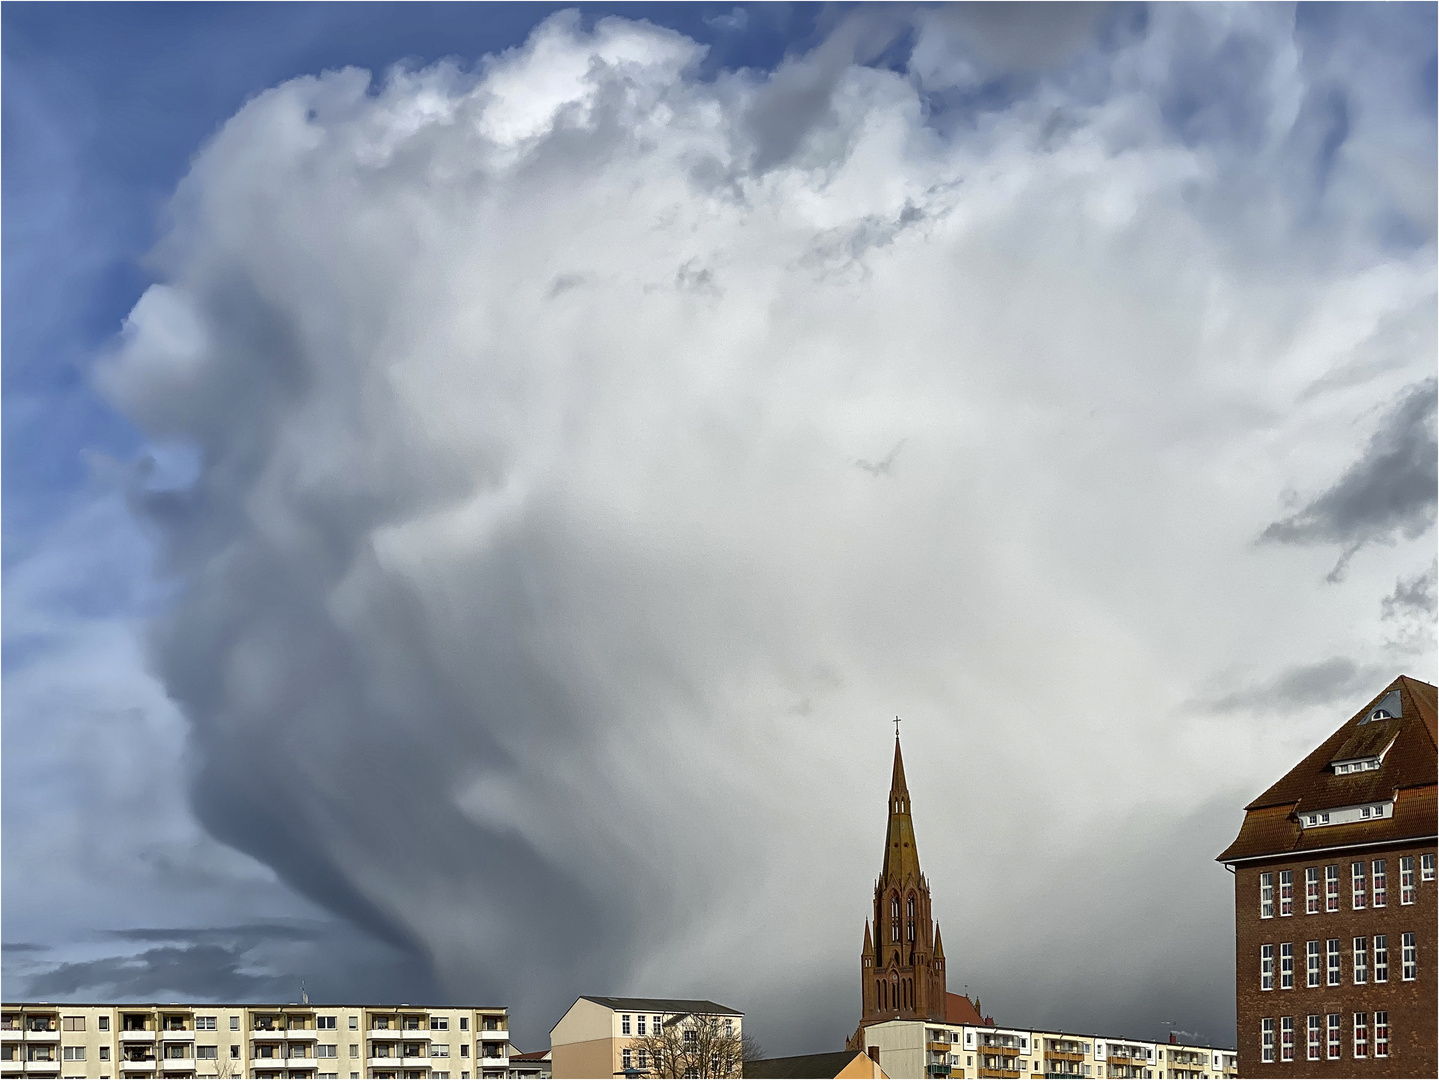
xmin=87 ymin=7 xmax=1435 ymax=1049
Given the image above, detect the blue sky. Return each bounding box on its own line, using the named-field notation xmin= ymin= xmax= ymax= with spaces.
xmin=4 ymin=1 xmax=1436 ymax=1057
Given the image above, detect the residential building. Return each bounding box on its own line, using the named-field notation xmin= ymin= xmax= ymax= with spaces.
xmin=852 ymin=1020 xmax=1236 ymax=1080
xmin=0 ymin=1002 xmax=510 ymax=1080
xmin=1216 ymin=675 xmax=1437 ymax=1078
xmin=505 ymin=1049 xmax=550 ymax=1079
xmin=548 ymin=996 xmax=744 ymax=1079
xmin=743 ymin=1050 xmax=887 ymax=1078
xmin=858 ymin=734 xmax=949 ymax=1026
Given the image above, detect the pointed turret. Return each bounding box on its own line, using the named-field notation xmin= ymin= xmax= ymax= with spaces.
xmin=862 ymin=920 xmax=874 ymax=955
xmin=934 ymin=923 xmax=945 ymax=960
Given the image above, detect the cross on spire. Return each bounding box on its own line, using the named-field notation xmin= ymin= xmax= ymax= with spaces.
xmin=894 ymin=715 xmax=901 ymax=739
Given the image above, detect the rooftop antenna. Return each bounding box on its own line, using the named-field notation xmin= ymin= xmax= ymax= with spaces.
xmin=301 ymin=982 xmax=309 ymax=1006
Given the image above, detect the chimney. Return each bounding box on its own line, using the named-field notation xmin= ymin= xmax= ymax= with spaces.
xmin=1169 ymin=1034 xmax=1178 ymax=1044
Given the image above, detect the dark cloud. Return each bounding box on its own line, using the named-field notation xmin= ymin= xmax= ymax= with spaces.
xmin=105 ymin=923 xmax=324 ymax=946
xmin=23 ymin=944 xmax=295 ymax=1001
xmin=1199 ymin=658 xmax=1389 ymax=714
xmin=1261 ymin=379 xmax=1437 ymax=580
xmin=1381 ymin=560 xmax=1437 ymax=621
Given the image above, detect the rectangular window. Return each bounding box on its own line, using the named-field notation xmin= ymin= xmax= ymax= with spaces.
xmin=459 ymin=1017 xmax=468 ymax=1031
xmin=1261 ymin=944 xmax=1274 ymax=990
xmin=653 ymin=1016 xmax=661 ymax=1037
xmin=1373 ymin=859 xmax=1387 ymax=906
xmin=1353 ymin=937 xmax=1368 ymax=984
xmin=1374 ymin=1012 xmax=1388 ymax=1058
xmin=1306 ymin=941 xmax=1321 ymax=987
xmin=1422 ymin=853 xmax=1435 ymax=881
xmin=1400 ymin=856 xmax=1415 ymax=904
xmin=1402 ymin=932 xmax=1417 ymax=980
xmin=99 ymin=1047 xmax=109 ymax=1061
xmin=1279 ymin=870 xmax=1293 ymax=916
xmin=1260 ymin=872 xmax=1274 ymax=918
xmin=1306 ymin=1015 xmax=1320 ymax=1061
xmin=231 ymin=1017 xmax=241 ymax=1031
xmin=98 ymin=1016 xmax=110 ymax=1032
xmin=197 ymin=1017 xmax=216 ymax=1031
xmin=1375 ymin=934 xmax=1389 ymax=982
xmin=317 ymin=1047 xmax=337 ymax=1059
xmin=1280 ymin=1017 xmax=1294 ymax=1062
xmin=61 ymin=1018 xmax=84 ymax=1032
xmin=1327 ymin=939 xmax=1340 ymax=986
xmin=621 ymin=1015 xmax=630 ymax=1036
xmin=433 ymin=1045 xmax=449 ymax=1057
xmin=319 ymin=1018 xmax=336 ymax=1030
xmin=1352 ymin=861 xmax=1367 ymax=909
xmin=1305 ymin=868 xmax=1320 ymax=914
xmin=62 ymin=1048 xmax=85 ymax=1062
xmin=637 ymin=1050 xmax=648 ymax=1069
xmin=1353 ymin=1013 xmax=1367 ymax=1058
xmin=431 ymin=1018 xmax=448 ymax=1031
xmin=1280 ymin=942 xmax=1294 ymax=989
xmin=1326 ymin=1014 xmax=1340 ymax=1060
xmin=636 ymin=1015 xmax=646 ymax=1037
xmin=349 ymin=1017 xmax=358 ymax=1030
xmin=1325 ymin=864 xmax=1339 ymax=911
xmin=622 ymin=1049 xmax=632 ymax=1071
xmin=197 ymin=1047 xmax=218 ymax=1060
xmin=349 ymin=1045 xmax=358 ymax=1058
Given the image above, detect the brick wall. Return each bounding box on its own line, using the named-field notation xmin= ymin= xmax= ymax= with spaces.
xmin=1234 ymin=841 xmax=1436 ymax=1078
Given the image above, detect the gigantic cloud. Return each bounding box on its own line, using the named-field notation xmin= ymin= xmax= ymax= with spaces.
xmin=97 ymin=7 xmax=1435 ymax=1049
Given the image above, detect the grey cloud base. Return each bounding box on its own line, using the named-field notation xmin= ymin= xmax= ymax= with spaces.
xmin=71 ymin=5 xmax=1439 ymax=1054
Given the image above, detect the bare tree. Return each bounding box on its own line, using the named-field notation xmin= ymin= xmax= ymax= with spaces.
xmin=624 ymin=1012 xmax=759 ymax=1078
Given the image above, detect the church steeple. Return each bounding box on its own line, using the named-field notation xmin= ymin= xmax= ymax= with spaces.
xmin=859 ymin=727 xmax=947 ymax=1026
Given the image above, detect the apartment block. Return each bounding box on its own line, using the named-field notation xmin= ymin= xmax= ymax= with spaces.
xmin=0 ymin=1003 xmax=511 ymax=1080
xmin=1217 ymin=675 xmax=1437 ymax=1077
xmin=548 ymin=996 xmax=744 ymax=1079
xmin=855 ymin=1020 xmax=1236 ymax=1080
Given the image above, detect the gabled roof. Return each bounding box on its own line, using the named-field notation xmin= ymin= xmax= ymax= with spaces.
xmin=944 ymin=993 xmax=985 ymax=1026
xmin=744 ymin=1051 xmax=880 ymax=1078
xmin=1217 ymin=675 xmax=1438 ymax=864
xmin=578 ymin=996 xmax=742 ymax=1017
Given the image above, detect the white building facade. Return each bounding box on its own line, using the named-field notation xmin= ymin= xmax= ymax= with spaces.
xmin=1 ymin=1002 xmax=510 ymax=1080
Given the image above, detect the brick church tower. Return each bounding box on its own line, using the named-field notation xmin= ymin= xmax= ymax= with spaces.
xmin=859 ymin=732 xmax=948 ymax=1024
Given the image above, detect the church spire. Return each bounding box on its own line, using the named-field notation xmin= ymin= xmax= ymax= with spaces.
xmin=880 ymin=732 xmax=921 ymax=882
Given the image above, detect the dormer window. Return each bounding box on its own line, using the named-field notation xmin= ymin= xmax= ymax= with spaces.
xmin=1360 ymin=690 xmax=1401 ymax=724
xmin=1334 ymin=758 xmax=1382 ymax=774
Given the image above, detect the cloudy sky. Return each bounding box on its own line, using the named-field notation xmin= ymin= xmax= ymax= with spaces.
xmin=4 ymin=1 xmax=1435 ymax=1057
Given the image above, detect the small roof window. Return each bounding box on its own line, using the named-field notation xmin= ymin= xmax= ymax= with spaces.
xmin=1360 ymin=689 xmax=1401 ymax=724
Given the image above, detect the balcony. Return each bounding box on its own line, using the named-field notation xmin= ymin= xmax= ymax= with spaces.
xmin=120 ymin=1031 xmax=157 ymax=1043
xmin=158 ymin=1058 xmax=195 ymax=1071
xmin=980 ymin=1044 xmax=1020 ymax=1056
xmin=927 ymin=1041 xmax=954 ymax=1054
xmin=977 ymin=1070 xmax=1019 ymax=1080
xmin=118 ymin=1060 xmax=157 ymax=1072
xmin=23 ymin=1063 xmax=59 ymax=1076
xmin=477 ymin=1029 xmax=509 ymax=1042
xmin=0 ymin=1062 xmax=18 ymax=1075
xmin=1047 ymin=1052 xmax=1085 ymax=1063
xmin=21 ymin=1033 xmax=57 ymax=1045
xmin=283 ymin=1029 xmax=319 ymax=1040
xmin=367 ymin=1029 xmax=403 ymax=1040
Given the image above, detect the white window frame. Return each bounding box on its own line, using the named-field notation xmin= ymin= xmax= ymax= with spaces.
xmin=1372 ymin=859 xmax=1387 ymax=907
xmin=62 ymin=1048 xmax=85 ymax=1062
xmin=1280 ymin=942 xmax=1294 ymax=989
xmin=1261 ymin=944 xmax=1274 ymax=991
xmin=1279 ymin=870 xmax=1294 ymax=916
xmin=1327 ymin=939 xmax=1340 ymax=986
xmin=1305 ymin=868 xmax=1320 ymax=914
xmin=1325 ymin=864 xmax=1339 ymax=911
xmin=1305 ymin=941 xmax=1321 ymax=988
xmin=1325 ymin=1014 xmax=1340 ymax=1060
xmin=1401 ymin=932 xmax=1416 ymax=980
xmin=620 ymin=1015 xmax=630 ymax=1036
xmin=1374 ymin=934 xmax=1388 ymax=982
xmin=1353 ymin=937 xmax=1368 ymax=984
xmin=1352 ymin=1013 xmax=1367 ymax=1059
xmin=1351 ymin=861 xmax=1366 ymax=909
xmin=196 ymin=1047 xmax=218 ymax=1060
xmin=1280 ymin=1017 xmax=1294 ymax=1062
xmin=1422 ymin=853 xmax=1435 ymax=881
xmin=1399 ymin=856 xmax=1415 ymax=904
xmin=1373 ymin=1011 xmax=1388 ymax=1058
xmin=1260 ymin=872 xmax=1274 ymax=919
xmin=1305 ymin=1015 xmax=1320 ymax=1061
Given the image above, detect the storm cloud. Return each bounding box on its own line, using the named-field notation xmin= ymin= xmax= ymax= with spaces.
xmin=17 ymin=3 xmax=1430 ymax=1054
xmin=1261 ymin=377 xmax=1437 ymax=579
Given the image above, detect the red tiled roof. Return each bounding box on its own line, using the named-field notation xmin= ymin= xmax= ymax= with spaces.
xmin=945 ymin=993 xmax=983 ymax=1026
xmin=1217 ymin=675 xmax=1438 ymax=864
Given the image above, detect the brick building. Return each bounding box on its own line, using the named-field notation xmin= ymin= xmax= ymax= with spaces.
xmin=1217 ymin=675 xmax=1437 ymax=1077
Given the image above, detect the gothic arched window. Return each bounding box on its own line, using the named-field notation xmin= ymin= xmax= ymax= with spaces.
xmin=906 ymin=896 xmax=915 ymax=919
